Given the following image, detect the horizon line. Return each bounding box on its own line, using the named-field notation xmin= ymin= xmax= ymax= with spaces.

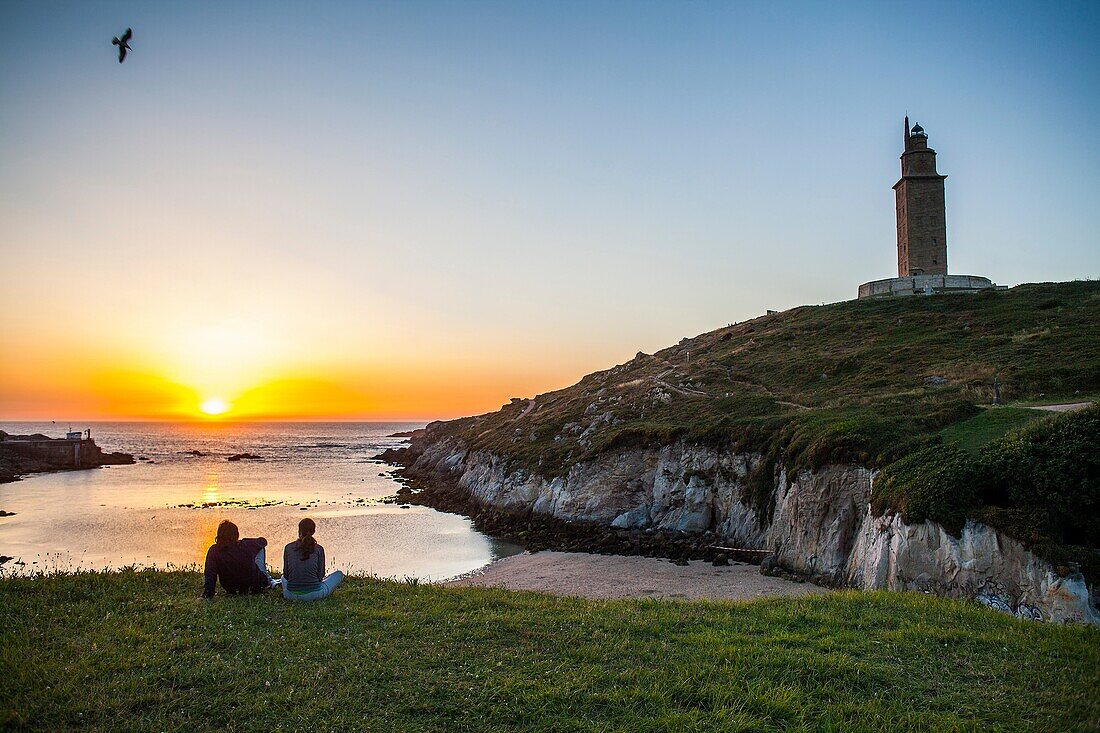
xmin=0 ymin=417 xmax=445 ymax=424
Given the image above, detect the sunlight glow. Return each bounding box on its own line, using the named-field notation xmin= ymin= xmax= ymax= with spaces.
xmin=199 ymin=398 xmax=229 ymax=416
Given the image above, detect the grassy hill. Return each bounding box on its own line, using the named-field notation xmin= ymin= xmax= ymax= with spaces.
xmin=2 ymin=571 xmax=1098 ymax=732
xmin=418 ymin=281 xmax=1100 ymax=578
xmin=435 ymin=281 xmax=1099 ymax=476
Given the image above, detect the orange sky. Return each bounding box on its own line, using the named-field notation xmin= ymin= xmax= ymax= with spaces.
xmin=0 ymin=355 xmax=580 ymax=422
xmin=0 ymin=229 xmax=668 ymax=421
xmin=0 ymin=328 xmax=584 ymax=421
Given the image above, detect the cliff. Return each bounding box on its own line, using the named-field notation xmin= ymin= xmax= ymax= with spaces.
xmin=400 ymin=436 xmax=1095 ymax=624
xmin=392 ymin=282 xmax=1100 ymax=623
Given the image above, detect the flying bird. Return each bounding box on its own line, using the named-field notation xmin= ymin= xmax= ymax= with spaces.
xmin=112 ymin=27 xmax=132 ymax=63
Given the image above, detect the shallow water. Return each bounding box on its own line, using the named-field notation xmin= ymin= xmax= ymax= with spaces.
xmin=0 ymin=421 xmax=520 ymax=579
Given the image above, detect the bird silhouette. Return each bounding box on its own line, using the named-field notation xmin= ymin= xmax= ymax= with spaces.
xmin=112 ymin=28 xmax=132 ymax=63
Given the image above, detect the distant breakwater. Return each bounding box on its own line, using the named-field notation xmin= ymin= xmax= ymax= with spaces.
xmin=0 ymin=431 xmax=133 ymax=484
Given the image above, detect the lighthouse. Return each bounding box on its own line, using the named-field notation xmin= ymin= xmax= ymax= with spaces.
xmin=894 ymin=117 xmax=948 ymax=277
xmin=857 ymin=117 xmax=1001 ymax=299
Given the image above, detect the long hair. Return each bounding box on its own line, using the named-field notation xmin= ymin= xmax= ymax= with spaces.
xmin=297 ymin=517 xmax=318 ymax=560
xmin=215 ymin=520 xmax=239 ymax=548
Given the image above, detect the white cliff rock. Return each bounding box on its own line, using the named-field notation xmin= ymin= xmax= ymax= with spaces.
xmin=409 ymin=438 xmax=1097 ymax=624
xmin=846 ymin=514 xmax=1098 ymax=625
xmin=766 ymin=465 xmax=874 ymax=582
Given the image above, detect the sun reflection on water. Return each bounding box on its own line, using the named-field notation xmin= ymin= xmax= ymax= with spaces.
xmin=201 ymin=473 xmax=221 ymax=505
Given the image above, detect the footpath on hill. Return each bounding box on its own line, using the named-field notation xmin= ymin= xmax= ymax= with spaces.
xmin=1033 ymin=401 xmax=1094 ymax=412
xmin=446 ymin=551 xmax=826 ymax=601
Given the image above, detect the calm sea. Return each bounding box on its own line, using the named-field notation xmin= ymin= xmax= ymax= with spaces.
xmin=0 ymin=421 xmax=520 ymax=579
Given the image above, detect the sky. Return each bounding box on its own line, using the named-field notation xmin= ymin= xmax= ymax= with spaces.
xmin=1 ymin=1 xmax=1098 ymax=421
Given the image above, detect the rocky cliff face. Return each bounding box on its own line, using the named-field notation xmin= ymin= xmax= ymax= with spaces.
xmin=407 ymin=437 xmax=1097 ymax=625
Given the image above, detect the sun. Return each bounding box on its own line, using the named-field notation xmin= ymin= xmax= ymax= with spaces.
xmin=199 ymin=398 xmax=229 ymax=416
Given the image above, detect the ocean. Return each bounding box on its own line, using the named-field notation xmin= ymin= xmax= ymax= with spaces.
xmin=0 ymin=421 xmax=521 ymax=579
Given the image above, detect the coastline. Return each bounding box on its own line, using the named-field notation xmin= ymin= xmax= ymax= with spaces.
xmin=378 ymin=430 xmax=1100 ymax=624
xmin=379 ymin=444 xmax=834 ymax=598
xmin=384 ymin=447 xmax=767 ymax=566
xmin=0 ymin=423 xmax=507 ymax=580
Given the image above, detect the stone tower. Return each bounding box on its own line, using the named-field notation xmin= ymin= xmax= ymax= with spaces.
xmin=894 ymin=116 xmax=948 ymax=276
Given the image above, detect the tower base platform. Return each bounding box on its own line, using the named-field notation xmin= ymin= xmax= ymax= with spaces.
xmin=857 ymin=274 xmax=1004 ymax=299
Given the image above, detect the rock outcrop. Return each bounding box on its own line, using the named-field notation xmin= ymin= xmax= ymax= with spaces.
xmin=846 ymin=514 xmax=1095 ymax=624
xmin=401 ymin=436 xmax=1097 ymax=625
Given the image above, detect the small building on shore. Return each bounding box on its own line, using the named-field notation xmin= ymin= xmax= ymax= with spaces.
xmin=858 ymin=118 xmax=1003 ymax=298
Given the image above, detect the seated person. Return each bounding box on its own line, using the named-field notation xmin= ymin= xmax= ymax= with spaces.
xmin=281 ymin=517 xmax=344 ymax=601
xmin=201 ymin=520 xmax=279 ymax=598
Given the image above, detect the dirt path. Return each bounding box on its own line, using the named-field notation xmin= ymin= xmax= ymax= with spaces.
xmin=445 ymin=551 xmax=827 ymax=601
xmin=1033 ymin=401 xmax=1093 ymax=413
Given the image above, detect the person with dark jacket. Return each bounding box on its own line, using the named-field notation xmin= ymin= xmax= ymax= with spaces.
xmin=281 ymin=517 xmax=344 ymax=601
xmin=201 ymin=520 xmax=279 ymax=598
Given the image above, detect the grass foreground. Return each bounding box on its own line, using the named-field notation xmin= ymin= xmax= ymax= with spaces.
xmin=1 ymin=571 xmax=1098 ymax=732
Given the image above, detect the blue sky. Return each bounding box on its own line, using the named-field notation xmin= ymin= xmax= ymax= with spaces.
xmin=1 ymin=1 xmax=1098 ymax=418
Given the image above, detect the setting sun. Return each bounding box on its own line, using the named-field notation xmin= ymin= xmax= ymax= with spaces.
xmin=199 ymin=398 xmax=229 ymax=416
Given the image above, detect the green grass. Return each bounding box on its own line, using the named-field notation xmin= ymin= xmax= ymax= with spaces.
xmin=2 ymin=571 xmax=1099 ymax=732
xmin=428 ymin=281 xmax=1100 ymax=477
xmin=939 ymin=407 xmax=1048 ymax=455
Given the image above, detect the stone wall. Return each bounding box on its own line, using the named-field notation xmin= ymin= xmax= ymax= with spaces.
xmin=0 ymin=434 xmax=134 ymax=483
xmin=857 ymin=274 xmax=999 ymax=299
xmin=2 ymin=438 xmax=85 ymax=467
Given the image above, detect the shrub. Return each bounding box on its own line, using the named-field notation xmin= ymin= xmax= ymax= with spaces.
xmin=975 ymin=405 xmax=1099 ymax=547
xmin=874 ymin=406 xmax=1099 ymax=580
xmin=872 ymin=444 xmax=978 ymax=535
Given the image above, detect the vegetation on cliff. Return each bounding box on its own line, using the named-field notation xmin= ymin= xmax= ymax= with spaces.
xmin=874 ymin=405 xmax=1099 ymax=581
xmin=2 ymin=570 xmax=1098 ymax=732
xmin=427 ymin=281 xmax=1098 ymax=477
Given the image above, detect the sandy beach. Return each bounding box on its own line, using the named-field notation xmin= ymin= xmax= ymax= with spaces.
xmin=446 ymin=550 xmax=828 ymax=601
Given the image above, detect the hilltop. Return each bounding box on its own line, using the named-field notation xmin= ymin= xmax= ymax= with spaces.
xmin=423 ymin=281 xmax=1099 ymax=475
